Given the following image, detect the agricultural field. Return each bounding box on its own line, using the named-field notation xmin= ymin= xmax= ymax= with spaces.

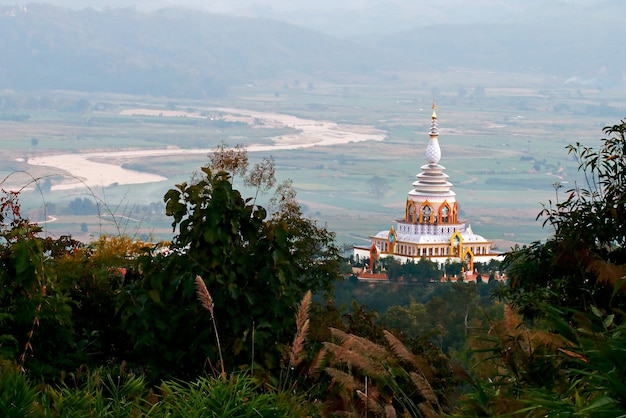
xmin=1 ymin=70 xmax=624 ymax=248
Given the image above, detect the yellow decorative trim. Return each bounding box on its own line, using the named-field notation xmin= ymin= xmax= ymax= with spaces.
xmin=462 ymin=247 xmax=475 ymax=272
xmin=450 ymin=230 xmax=463 ymax=257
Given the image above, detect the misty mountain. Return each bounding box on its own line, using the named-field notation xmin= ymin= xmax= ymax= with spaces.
xmin=380 ymin=19 xmax=625 ymax=80
xmin=0 ymin=4 xmax=380 ymax=98
xmin=0 ymin=0 xmax=615 ymax=38
xmin=0 ymin=3 xmax=624 ymax=99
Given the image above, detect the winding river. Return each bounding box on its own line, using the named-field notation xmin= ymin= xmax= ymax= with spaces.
xmin=26 ymin=108 xmax=386 ymax=191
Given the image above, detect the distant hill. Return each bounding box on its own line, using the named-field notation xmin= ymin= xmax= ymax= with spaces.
xmin=0 ymin=3 xmax=624 ymax=98
xmin=0 ymin=5 xmax=380 ymax=98
xmin=379 ymin=20 xmax=626 ymax=83
xmin=0 ymin=0 xmax=617 ymax=37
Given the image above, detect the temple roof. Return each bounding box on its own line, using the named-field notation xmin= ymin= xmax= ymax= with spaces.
xmin=373 ymin=230 xmax=490 ymax=244
xmin=409 ymin=102 xmax=455 ymax=199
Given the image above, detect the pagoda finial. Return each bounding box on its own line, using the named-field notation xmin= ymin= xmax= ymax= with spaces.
xmin=425 ymin=101 xmax=441 ymax=163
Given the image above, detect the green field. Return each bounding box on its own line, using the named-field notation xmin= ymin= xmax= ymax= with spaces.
xmin=1 ymin=71 xmax=623 ymax=248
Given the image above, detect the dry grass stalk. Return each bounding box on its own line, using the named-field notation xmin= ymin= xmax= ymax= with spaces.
xmin=325 ymin=367 xmax=364 ymax=392
xmin=195 ymin=275 xmax=224 ymax=377
xmin=289 ymin=290 xmax=311 ymax=368
xmin=322 ymin=341 xmax=344 ymax=366
xmin=502 ymin=305 xmax=567 ymax=353
xmin=409 ymin=372 xmax=439 ymax=410
xmin=330 ymin=328 xmax=388 ymax=361
xmin=384 ymin=402 xmax=398 ymax=418
xmin=323 ymin=342 xmax=387 ymax=377
xmin=309 ymin=345 xmax=329 ymax=374
xmin=195 ymin=275 xmax=214 ymax=317
xmin=383 ymin=330 xmax=416 ymax=367
xmin=384 ymin=330 xmax=437 ymax=382
xmin=503 ymin=305 xmax=522 ymax=336
xmin=417 ymin=401 xmax=440 ymax=418
xmin=356 ymin=388 xmax=384 ymax=415
xmin=586 ymin=256 xmax=626 ymax=290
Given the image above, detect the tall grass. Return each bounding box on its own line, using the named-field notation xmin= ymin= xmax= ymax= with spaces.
xmin=0 ymin=364 xmax=316 ymax=417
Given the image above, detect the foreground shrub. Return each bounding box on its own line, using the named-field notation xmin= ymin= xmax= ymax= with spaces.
xmin=0 ymin=359 xmax=38 ymax=417
xmin=0 ymin=366 xmax=316 ymax=417
xmin=147 ymin=374 xmax=316 ymax=417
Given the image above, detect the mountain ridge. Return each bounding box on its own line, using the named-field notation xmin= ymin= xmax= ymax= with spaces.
xmin=0 ymin=3 xmax=623 ymax=98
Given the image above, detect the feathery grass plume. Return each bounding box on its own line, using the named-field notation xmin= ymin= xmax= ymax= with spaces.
xmin=586 ymin=256 xmax=626 ymax=290
xmin=501 ymin=304 xmax=566 ymax=352
xmin=357 ymin=387 xmax=384 ymax=415
xmin=383 ymin=330 xmax=438 ymax=383
xmin=308 ymin=345 xmax=328 ymax=375
xmin=195 ymin=275 xmax=224 ymax=377
xmin=289 ymin=290 xmax=312 ymax=368
xmin=409 ymin=372 xmax=439 ymax=409
xmin=383 ymin=330 xmax=416 ymax=367
xmin=330 ymin=328 xmax=388 ymax=361
xmin=503 ymin=304 xmax=522 ymax=336
xmin=322 ymin=341 xmax=387 ymax=377
xmin=417 ymin=401 xmax=439 ymax=418
xmin=384 ymin=401 xmax=398 ymax=418
xmin=195 ymin=275 xmax=214 ymax=317
xmin=324 ymin=367 xmax=364 ymax=392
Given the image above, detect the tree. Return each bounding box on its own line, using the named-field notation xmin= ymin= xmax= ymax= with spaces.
xmin=457 ymin=118 xmax=626 ymax=416
xmin=67 ymin=197 xmax=97 ymax=216
xmin=414 ymin=257 xmax=439 ymax=283
xmin=244 ymin=156 xmax=275 ymax=207
xmin=444 ymin=258 xmax=463 ymax=279
xmin=501 ymin=118 xmax=626 ymax=319
xmin=208 ymin=141 xmax=248 ymax=183
xmin=119 ymin=167 xmax=340 ymax=379
xmin=385 ymin=257 xmax=403 ymax=281
xmin=0 ymin=191 xmax=76 ymax=380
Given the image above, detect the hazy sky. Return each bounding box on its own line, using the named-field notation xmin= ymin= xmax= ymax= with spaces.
xmin=0 ymin=0 xmax=611 ymax=38
xmin=0 ymin=0 xmax=607 ymax=17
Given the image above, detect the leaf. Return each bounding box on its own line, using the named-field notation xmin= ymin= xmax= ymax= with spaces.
xmin=149 ymin=289 xmax=161 ymax=303
xmin=580 ymin=395 xmax=617 ymax=413
xmin=591 ymin=305 xmax=602 ymax=318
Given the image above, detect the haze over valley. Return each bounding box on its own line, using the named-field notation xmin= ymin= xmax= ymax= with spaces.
xmin=0 ymin=0 xmax=624 ymax=246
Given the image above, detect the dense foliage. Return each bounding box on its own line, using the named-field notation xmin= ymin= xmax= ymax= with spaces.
xmin=118 ymin=167 xmax=340 ymax=378
xmin=454 ymin=118 xmax=626 ymax=416
xmin=4 ymin=117 xmax=626 ymax=416
xmin=501 ymin=118 xmax=626 ymax=319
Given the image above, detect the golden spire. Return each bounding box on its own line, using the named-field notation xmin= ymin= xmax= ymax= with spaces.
xmin=431 ymin=100 xmax=437 ymax=119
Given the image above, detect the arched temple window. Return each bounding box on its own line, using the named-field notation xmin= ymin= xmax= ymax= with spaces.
xmin=421 ymin=205 xmax=432 ymax=223
xmin=441 ymin=205 xmax=450 ymax=223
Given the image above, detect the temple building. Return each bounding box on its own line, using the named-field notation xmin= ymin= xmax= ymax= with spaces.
xmin=354 ymin=104 xmax=498 ymax=275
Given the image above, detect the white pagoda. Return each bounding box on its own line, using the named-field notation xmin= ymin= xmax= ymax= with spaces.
xmin=354 ymin=104 xmax=497 ymax=273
